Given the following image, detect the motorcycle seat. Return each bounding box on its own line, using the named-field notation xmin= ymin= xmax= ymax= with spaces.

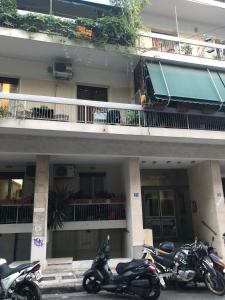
xmin=0 ymin=261 xmax=39 ymax=279
xmin=116 ymin=259 xmax=146 ymax=275
xmin=158 ymin=251 xmax=176 ymax=260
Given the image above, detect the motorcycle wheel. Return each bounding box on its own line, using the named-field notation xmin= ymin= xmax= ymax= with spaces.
xmin=204 ymin=270 xmax=225 ymax=296
xmin=141 ymin=281 xmax=161 ymax=300
xmin=12 ymin=280 xmax=41 ymax=300
xmin=82 ymin=273 xmax=101 ymax=294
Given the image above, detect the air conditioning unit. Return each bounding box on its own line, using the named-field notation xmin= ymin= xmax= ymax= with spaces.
xmin=52 ymin=60 xmax=73 ymax=80
xmin=26 ymin=165 xmax=36 ymax=178
xmin=54 ymin=165 xmax=76 ymax=178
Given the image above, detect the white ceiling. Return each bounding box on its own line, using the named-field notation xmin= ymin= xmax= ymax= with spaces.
xmin=0 ymin=35 xmax=137 ymax=73
xmin=1 ymin=152 xmax=225 ymax=172
xmin=142 ymin=0 xmax=225 ymax=39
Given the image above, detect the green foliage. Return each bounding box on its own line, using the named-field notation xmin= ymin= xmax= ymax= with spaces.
xmin=0 ymin=0 xmax=146 ymax=47
xmin=111 ymin=0 xmax=149 ymax=29
xmin=0 ymin=0 xmax=16 ymax=14
xmin=94 ymin=16 xmax=135 ymax=46
xmin=48 ymin=186 xmax=71 ymax=230
xmin=0 ymin=105 xmax=9 ymax=118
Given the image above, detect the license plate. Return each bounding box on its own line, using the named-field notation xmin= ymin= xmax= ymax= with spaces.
xmin=35 ymin=270 xmax=42 ymax=281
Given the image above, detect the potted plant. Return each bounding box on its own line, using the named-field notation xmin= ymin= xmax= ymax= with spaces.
xmin=0 ymin=105 xmax=9 ymax=118
xmin=181 ymin=44 xmax=193 ymax=55
xmin=31 ymin=105 xmax=54 ymax=119
xmin=176 ymin=103 xmax=189 ymax=113
xmin=48 ymin=186 xmax=71 ymax=230
xmin=126 ymin=110 xmax=139 ymax=125
xmin=152 ymin=101 xmax=166 ymax=111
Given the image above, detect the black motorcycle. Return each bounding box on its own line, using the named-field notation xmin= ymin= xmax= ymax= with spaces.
xmin=142 ymin=240 xmax=225 ymax=296
xmin=82 ymin=237 xmax=161 ymax=300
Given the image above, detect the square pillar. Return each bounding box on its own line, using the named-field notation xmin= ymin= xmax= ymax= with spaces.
xmin=123 ymin=158 xmax=144 ymax=258
xmin=30 ymin=156 xmax=49 ymax=268
xmin=188 ymin=161 xmax=225 ymax=259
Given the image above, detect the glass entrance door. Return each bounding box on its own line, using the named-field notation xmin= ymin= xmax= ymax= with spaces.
xmin=143 ymin=189 xmax=177 ymax=239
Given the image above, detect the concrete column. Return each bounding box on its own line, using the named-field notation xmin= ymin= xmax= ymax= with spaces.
xmin=30 ymin=156 xmax=49 ymax=268
xmin=188 ymin=161 xmax=225 ymax=259
xmin=123 ymin=158 xmax=144 ymax=258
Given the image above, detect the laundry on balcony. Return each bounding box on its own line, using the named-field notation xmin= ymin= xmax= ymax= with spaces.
xmin=145 ymin=62 xmax=225 ymax=106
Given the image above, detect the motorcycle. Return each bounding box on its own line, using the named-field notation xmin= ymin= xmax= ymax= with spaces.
xmin=142 ymin=239 xmax=225 ymax=296
xmin=82 ymin=236 xmax=161 ymax=300
xmin=157 ymin=238 xmax=225 ymax=280
xmin=0 ymin=258 xmax=42 ymax=300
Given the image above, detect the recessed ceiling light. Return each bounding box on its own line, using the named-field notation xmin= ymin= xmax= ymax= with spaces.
xmin=177 ymin=161 xmax=181 ymax=164
xmin=142 ymin=161 xmax=146 ymax=164
xmin=152 ymin=161 xmax=157 ymax=164
xmin=166 ymin=161 xmax=171 ymax=164
xmin=191 ymin=161 xmax=196 ymax=164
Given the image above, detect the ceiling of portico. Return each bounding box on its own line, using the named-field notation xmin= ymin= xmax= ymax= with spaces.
xmin=142 ymin=0 xmax=225 ymax=39
xmin=0 ymin=34 xmax=138 ymax=73
xmin=0 ymin=152 xmax=205 ymax=170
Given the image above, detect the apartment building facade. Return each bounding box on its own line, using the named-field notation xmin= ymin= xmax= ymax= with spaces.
xmin=0 ymin=0 xmax=225 ymax=267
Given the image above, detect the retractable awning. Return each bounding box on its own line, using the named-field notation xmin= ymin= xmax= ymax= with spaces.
xmin=146 ymin=62 xmax=225 ymax=105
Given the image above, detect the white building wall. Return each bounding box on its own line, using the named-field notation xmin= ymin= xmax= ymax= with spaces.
xmin=188 ymin=161 xmax=225 ymax=259
xmin=0 ymin=56 xmax=132 ymax=104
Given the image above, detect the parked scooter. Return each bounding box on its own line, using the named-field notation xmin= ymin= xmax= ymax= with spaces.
xmin=0 ymin=258 xmax=42 ymax=300
xmin=83 ymin=236 xmax=161 ymax=299
xmin=142 ymin=238 xmax=225 ymax=296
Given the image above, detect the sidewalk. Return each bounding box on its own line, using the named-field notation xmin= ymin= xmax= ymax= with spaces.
xmin=38 ymin=258 xmax=130 ymax=294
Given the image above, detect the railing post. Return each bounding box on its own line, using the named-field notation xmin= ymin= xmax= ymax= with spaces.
xmin=16 ymin=206 xmax=19 ymax=224
xmin=73 ymin=205 xmax=76 ymax=221
xmin=187 ymin=113 xmax=190 ymax=129
xmin=84 ymin=106 xmax=87 ymax=123
xmin=138 ymin=110 xmax=141 ymax=127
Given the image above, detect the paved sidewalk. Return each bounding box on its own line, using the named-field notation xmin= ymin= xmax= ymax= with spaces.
xmin=42 ymin=289 xmax=221 ymax=300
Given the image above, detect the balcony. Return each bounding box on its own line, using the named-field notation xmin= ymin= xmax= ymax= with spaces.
xmin=0 ymin=202 xmax=125 ymax=225
xmin=1 ymin=92 xmax=225 ymax=133
xmin=138 ymin=32 xmax=225 ymax=64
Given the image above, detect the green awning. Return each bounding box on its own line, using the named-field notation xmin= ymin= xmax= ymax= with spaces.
xmin=146 ymin=62 xmax=225 ymax=105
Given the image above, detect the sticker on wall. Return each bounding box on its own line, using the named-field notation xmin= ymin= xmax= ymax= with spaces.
xmin=34 ymin=225 xmax=42 ymax=235
xmin=34 ymin=237 xmax=44 ymax=247
xmin=134 ymin=193 xmax=139 ymax=198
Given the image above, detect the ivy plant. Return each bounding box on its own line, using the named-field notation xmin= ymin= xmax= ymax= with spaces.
xmin=0 ymin=0 xmax=149 ymax=47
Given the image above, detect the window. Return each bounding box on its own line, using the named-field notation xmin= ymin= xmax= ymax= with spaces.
xmin=0 ymin=173 xmax=24 ymax=201
xmin=79 ymin=173 xmax=105 ymax=199
xmin=77 ymin=85 xmax=108 ymax=102
xmin=0 ymin=77 xmax=19 ymax=110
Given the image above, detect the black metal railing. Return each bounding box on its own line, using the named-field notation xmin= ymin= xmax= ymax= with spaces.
xmin=66 ymin=203 xmax=126 ymax=222
xmin=0 ymin=205 xmax=33 ymax=224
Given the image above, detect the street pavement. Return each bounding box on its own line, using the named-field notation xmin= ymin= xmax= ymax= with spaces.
xmin=42 ymin=287 xmax=222 ymax=300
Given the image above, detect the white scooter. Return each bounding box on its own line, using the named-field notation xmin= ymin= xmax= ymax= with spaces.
xmin=0 ymin=258 xmax=42 ymax=300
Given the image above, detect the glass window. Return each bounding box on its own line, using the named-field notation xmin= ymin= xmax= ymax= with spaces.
xmin=79 ymin=173 xmax=105 ymax=199
xmin=144 ymin=191 xmax=160 ymax=217
xmin=0 ymin=178 xmax=23 ymax=201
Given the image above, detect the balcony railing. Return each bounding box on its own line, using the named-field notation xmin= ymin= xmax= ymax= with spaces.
xmin=1 ymin=93 xmax=225 ymax=133
xmin=0 ymin=203 xmax=125 ymax=224
xmin=0 ymin=204 xmax=33 ymax=224
xmin=66 ymin=203 xmax=126 ymax=222
xmin=138 ymin=32 xmax=225 ymax=62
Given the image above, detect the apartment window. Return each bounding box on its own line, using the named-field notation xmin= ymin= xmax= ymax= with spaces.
xmin=79 ymin=173 xmax=105 ymax=199
xmin=77 ymin=85 xmax=108 ymax=102
xmin=0 ymin=173 xmax=24 ymax=201
xmin=77 ymin=85 xmax=108 ymax=122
